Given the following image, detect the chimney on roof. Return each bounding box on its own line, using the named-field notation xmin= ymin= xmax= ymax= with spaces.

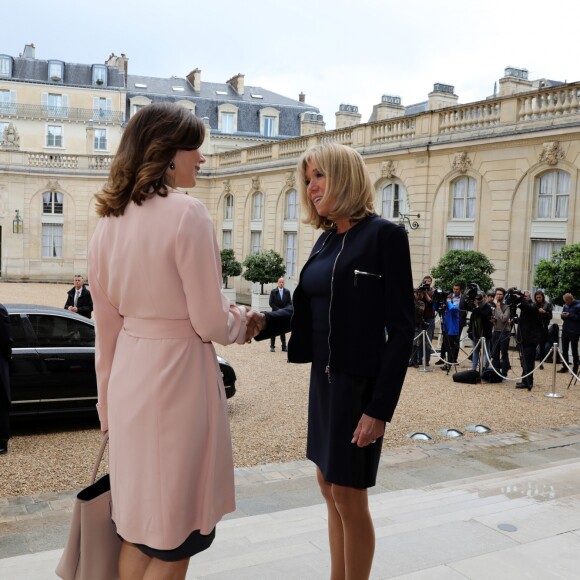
xmin=186 ymin=68 xmax=202 ymax=92
xmin=427 ymin=83 xmax=458 ymax=111
xmin=299 ymin=92 xmax=305 ymax=103
xmin=227 ymin=73 xmax=245 ymax=96
xmin=335 ymin=104 xmax=361 ymax=129
xmin=498 ymin=66 xmax=533 ymax=96
xmin=22 ymin=43 xmax=36 ymax=59
xmin=105 ymin=52 xmax=129 ymax=86
xmin=369 ymin=94 xmax=405 ymax=122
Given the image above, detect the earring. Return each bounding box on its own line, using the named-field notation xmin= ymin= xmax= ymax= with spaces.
xmin=169 ymin=161 xmax=176 ymax=170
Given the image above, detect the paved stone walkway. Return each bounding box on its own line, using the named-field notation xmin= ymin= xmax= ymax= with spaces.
xmin=1 ymin=424 xmax=580 ymax=578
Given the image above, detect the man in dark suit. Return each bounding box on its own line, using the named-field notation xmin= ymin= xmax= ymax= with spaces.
xmin=269 ymin=277 xmax=292 ymax=352
xmin=0 ymin=303 xmax=13 ymax=455
xmin=64 ymin=274 xmax=93 ymax=319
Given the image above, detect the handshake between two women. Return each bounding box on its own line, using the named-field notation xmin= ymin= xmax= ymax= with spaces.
xmin=243 ymin=309 xmax=266 ymax=343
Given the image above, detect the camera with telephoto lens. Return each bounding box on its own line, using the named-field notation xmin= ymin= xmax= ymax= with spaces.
xmin=504 ymin=287 xmax=523 ymax=319
xmin=463 ymin=283 xmax=482 ymax=311
xmin=432 ymin=287 xmax=450 ymax=314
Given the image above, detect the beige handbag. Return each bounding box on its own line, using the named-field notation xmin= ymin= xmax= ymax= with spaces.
xmin=56 ymin=434 xmax=122 ymax=580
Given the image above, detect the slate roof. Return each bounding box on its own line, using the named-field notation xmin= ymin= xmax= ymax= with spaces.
xmin=127 ymin=74 xmax=320 ymax=138
xmin=1 ymin=54 xmax=126 ymax=89
xmin=1 ymin=50 xmax=321 ymax=137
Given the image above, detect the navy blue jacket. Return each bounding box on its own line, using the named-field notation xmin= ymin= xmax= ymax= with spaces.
xmin=259 ymin=215 xmax=414 ymax=422
xmin=562 ymin=299 xmax=580 ymax=335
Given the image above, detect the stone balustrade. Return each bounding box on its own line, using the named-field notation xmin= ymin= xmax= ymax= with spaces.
xmin=517 ymin=86 xmax=580 ymax=121
xmin=0 ymin=150 xmax=113 ymax=172
xmin=371 ymin=119 xmax=416 ymax=143
xmin=439 ymin=103 xmax=500 ymax=133
xmin=4 ymin=82 xmax=580 ymax=175
xmin=247 ymin=144 xmax=273 ymax=163
xmin=28 ymin=153 xmax=79 ymax=168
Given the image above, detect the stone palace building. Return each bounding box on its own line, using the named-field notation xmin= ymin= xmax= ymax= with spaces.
xmin=1 ymin=43 xmax=579 ymax=298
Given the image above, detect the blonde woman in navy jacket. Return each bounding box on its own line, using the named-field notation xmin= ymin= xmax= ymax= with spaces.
xmin=250 ymin=142 xmax=414 ymax=580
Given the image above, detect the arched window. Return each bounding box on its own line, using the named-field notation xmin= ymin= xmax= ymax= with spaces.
xmin=451 ymin=176 xmax=476 ymax=219
xmin=285 ymin=189 xmax=298 ymax=220
xmin=43 ymin=191 xmax=63 ymax=214
xmin=224 ymin=194 xmax=234 ymax=220
xmin=252 ymin=192 xmax=263 ymax=221
xmin=536 ymin=170 xmax=569 ymax=219
xmin=378 ymin=182 xmax=407 ymax=219
xmin=41 ymin=191 xmax=64 ymax=259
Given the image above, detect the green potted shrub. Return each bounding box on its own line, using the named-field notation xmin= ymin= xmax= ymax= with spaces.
xmin=220 ymin=249 xmax=242 ymax=303
xmin=243 ymin=250 xmax=286 ymax=311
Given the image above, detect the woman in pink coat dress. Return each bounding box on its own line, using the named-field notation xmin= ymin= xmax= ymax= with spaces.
xmin=88 ymin=102 xmax=247 ymax=579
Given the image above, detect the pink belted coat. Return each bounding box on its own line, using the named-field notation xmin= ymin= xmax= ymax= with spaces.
xmin=88 ymin=190 xmax=246 ymax=550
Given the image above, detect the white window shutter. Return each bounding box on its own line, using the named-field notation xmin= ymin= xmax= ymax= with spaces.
xmin=10 ymin=90 xmax=16 ymax=103
xmin=41 ymin=93 xmax=48 ymax=108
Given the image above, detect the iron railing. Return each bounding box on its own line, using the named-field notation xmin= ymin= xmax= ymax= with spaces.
xmin=0 ymin=102 xmax=124 ymax=124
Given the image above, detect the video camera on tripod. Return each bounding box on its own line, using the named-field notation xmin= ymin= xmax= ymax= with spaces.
xmin=464 ymin=283 xmax=482 ymax=312
xmin=432 ymin=287 xmax=451 ymax=315
xmin=504 ymin=287 xmax=524 ymax=320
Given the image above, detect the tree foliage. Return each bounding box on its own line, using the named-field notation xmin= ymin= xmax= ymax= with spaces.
xmin=242 ymin=250 xmax=286 ymax=294
xmin=220 ymin=249 xmax=242 ymax=289
xmin=533 ymin=243 xmax=580 ymax=305
xmin=430 ymin=250 xmax=495 ymax=292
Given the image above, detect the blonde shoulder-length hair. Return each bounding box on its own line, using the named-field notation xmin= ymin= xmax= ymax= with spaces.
xmin=297 ymin=142 xmax=376 ymax=230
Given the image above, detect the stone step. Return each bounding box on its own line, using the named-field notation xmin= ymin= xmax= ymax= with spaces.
xmin=1 ymin=457 xmax=579 ymax=579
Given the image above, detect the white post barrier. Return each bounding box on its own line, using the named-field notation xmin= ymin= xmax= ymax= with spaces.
xmin=419 ymin=328 xmax=432 ymax=372
xmin=545 ymin=342 xmax=563 ymax=399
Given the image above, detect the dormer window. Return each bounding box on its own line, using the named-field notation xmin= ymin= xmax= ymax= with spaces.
xmin=92 ymin=65 xmax=107 ymax=86
xmin=0 ymin=55 xmax=12 ymax=77
xmin=48 ymin=61 xmax=64 ymax=83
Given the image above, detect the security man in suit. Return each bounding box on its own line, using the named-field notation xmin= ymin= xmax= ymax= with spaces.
xmin=64 ymin=274 xmax=93 ymax=319
xmin=269 ymin=277 xmax=292 ymax=352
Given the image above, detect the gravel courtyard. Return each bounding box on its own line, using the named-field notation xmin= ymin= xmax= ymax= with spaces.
xmin=1 ymin=281 xmax=579 ymax=498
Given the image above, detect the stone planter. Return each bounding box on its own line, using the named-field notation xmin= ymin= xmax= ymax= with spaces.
xmin=251 ymin=293 xmax=270 ymax=312
xmin=221 ymin=287 xmax=236 ymax=304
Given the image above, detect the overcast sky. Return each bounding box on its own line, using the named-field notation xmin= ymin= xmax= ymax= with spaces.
xmin=4 ymin=0 xmax=580 ymax=130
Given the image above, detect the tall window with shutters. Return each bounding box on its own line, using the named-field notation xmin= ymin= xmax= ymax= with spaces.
xmin=451 ymin=176 xmax=476 ymax=219
xmin=535 ymin=170 xmax=569 ymax=219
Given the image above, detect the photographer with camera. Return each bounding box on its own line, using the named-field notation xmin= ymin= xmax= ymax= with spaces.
xmin=468 ymin=291 xmax=493 ymax=372
xmin=409 ymin=289 xmax=426 ymax=367
xmin=512 ymin=290 xmax=542 ymax=390
xmin=490 ymin=288 xmax=511 ymax=377
xmin=534 ymin=291 xmax=553 ymax=369
xmin=440 ymin=282 xmax=467 ymax=371
xmin=417 ymin=276 xmax=436 ymax=366
xmin=559 ymin=293 xmax=580 ymax=375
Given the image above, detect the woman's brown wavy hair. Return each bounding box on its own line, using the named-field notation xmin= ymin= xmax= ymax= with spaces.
xmin=95 ymin=102 xmax=205 ymax=217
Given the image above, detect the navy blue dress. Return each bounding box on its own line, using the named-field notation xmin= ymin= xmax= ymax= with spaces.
xmin=301 ymin=232 xmax=382 ymax=489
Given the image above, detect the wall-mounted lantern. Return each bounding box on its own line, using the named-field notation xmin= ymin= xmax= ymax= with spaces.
xmin=13 ymin=209 xmax=23 ymax=234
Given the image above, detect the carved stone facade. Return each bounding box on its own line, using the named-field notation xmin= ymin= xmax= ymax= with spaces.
xmin=539 ymin=141 xmax=565 ymax=166
xmin=452 ymin=151 xmax=472 ymax=173
xmin=0 ymin=123 xmax=20 ymax=149
xmin=3 ymin=80 xmax=580 ymax=298
xmin=381 ymin=160 xmax=396 ymax=178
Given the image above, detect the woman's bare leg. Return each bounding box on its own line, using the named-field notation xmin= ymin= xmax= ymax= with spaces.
xmin=118 ymin=541 xmax=151 ymax=579
xmin=143 ymin=557 xmax=190 ymax=580
xmin=331 ymin=484 xmax=375 ymax=580
xmin=316 ymin=467 xmax=346 ymax=580
xmin=118 ymin=540 xmax=190 ymax=580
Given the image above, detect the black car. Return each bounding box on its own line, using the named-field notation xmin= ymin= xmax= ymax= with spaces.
xmin=6 ymin=304 xmax=237 ymax=418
